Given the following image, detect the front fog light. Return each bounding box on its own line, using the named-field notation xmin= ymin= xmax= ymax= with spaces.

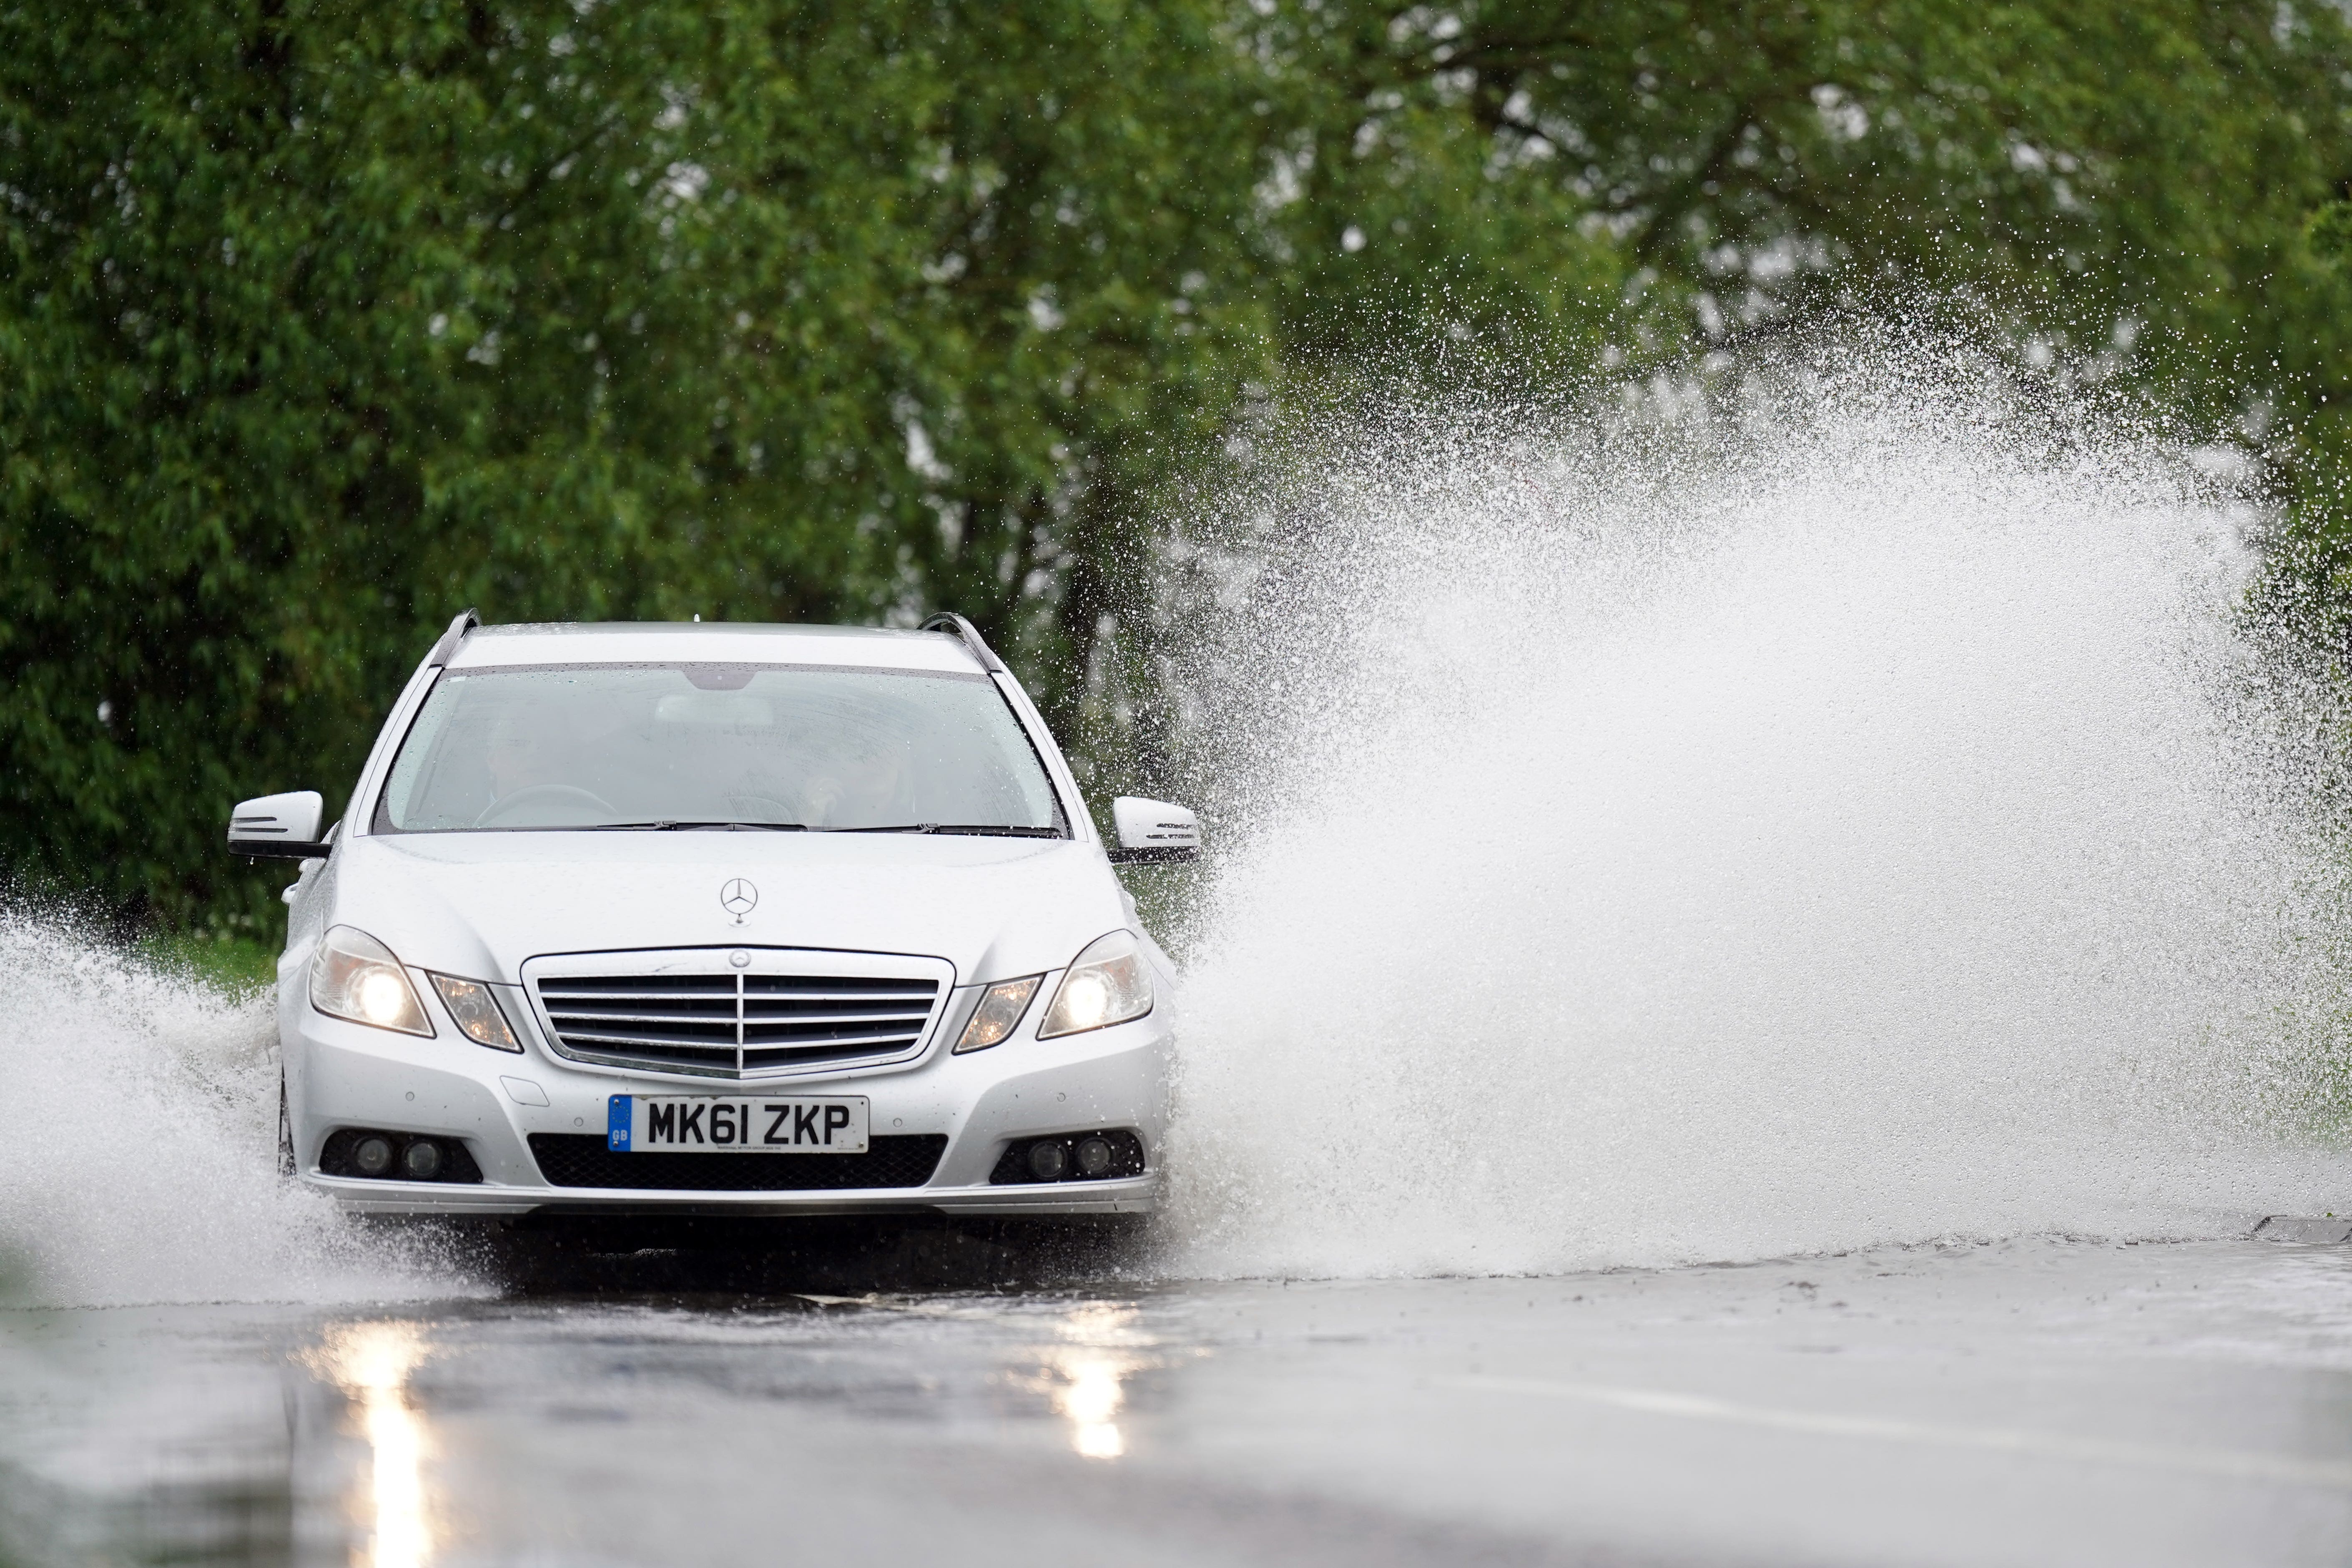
xmin=1036 ymin=931 xmax=1153 ymax=1039
xmin=429 ymin=973 xmax=521 ymax=1052
xmin=954 ymin=975 xmax=1042 ymax=1054
xmin=310 ymin=927 xmax=433 ymax=1037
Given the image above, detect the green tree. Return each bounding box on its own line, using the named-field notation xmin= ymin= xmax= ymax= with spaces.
xmin=0 ymin=0 xmax=1273 ymax=925
xmin=1247 ymin=1 xmax=2352 ymax=388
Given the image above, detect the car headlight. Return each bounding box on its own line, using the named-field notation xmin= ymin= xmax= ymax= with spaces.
xmin=428 ymin=973 xmax=522 ymax=1052
xmin=1036 ymin=931 xmax=1153 ymax=1039
xmin=954 ymin=974 xmax=1042 ymax=1054
xmin=309 ymin=926 xmax=433 ymax=1037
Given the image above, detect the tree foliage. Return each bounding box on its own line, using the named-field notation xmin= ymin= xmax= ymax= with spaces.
xmin=4 ymin=0 xmax=2350 ymax=926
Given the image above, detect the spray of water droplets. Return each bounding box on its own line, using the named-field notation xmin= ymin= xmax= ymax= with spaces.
xmin=1159 ymin=351 xmax=2352 ymax=1279
xmin=0 ymin=916 xmax=471 ymax=1307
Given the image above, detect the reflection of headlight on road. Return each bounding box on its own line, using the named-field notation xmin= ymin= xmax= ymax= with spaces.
xmin=1054 ymin=1354 xmax=1128 ymax=1459
xmin=1043 ymin=1302 xmax=1155 ymax=1460
xmin=305 ymin=1321 xmax=434 ymax=1568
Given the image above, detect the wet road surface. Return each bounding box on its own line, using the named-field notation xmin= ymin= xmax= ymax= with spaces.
xmin=3 ymin=1232 xmax=2350 ymax=1567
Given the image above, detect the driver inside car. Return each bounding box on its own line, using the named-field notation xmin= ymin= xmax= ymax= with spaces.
xmin=482 ymin=705 xmax=581 ymax=813
xmin=795 ymin=728 xmax=910 ymax=829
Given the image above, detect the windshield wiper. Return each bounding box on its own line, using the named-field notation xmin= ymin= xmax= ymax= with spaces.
xmin=826 ymin=823 xmax=1063 ymax=838
xmin=578 ymin=820 xmax=1052 ymax=835
xmin=585 ymin=820 xmax=808 ymax=831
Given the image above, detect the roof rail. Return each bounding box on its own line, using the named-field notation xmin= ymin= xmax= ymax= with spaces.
xmin=919 ymin=612 xmax=1008 ymax=674
xmin=426 ymin=608 xmax=480 ymax=668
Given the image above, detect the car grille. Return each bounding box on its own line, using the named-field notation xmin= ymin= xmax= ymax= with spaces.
xmin=527 ymin=1133 xmax=948 ymax=1192
xmin=529 ymin=959 xmax=945 ymax=1079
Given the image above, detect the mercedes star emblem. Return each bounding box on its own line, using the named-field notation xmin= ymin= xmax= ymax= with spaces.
xmin=720 ymin=878 xmax=759 ymax=920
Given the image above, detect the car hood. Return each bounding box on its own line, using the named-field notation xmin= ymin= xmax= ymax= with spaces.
xmin=315 ymin=831 xmax=1133 ymax=988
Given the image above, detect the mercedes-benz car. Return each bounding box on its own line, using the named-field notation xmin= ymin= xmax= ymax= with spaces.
xmin=229 ymin=612 xmax=1199 ymax=1219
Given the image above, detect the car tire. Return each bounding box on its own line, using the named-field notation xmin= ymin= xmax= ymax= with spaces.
xmin=277 ymin=1074 xmax=296 ymax=1180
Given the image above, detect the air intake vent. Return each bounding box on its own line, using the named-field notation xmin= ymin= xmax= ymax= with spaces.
xmin=527 ymin=950 xmax=949 ymax=1080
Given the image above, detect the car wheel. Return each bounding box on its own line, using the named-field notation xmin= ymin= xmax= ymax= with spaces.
xmin=278 ymin=1074 xmax=296 ymax=1179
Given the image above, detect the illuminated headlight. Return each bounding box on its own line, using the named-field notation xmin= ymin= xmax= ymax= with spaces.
xmin=309 ymin=926 xmax=433 ymax=1037
xmin=1036 ymin=931 xmax=1153 ymax=1039
xmin=954 ymin=975 xmax=1042 ymax=1054
xmin=429 ymin=973 xmax=522 ymax=1052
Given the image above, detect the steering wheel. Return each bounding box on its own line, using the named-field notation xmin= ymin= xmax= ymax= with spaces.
xmin=726 ymin=793 xmax=803 ymax=825
xmin=473 ymin=783 xmax=616 ymax=828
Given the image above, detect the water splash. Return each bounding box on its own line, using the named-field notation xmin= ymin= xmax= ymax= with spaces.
xmin=2 ymin=349 xmax=2346 ymax=1300
xmin=0 ymin=916 xmax=467 ymax=1306
xmin=1163 ymin=354 xmax=2352 ymax=1279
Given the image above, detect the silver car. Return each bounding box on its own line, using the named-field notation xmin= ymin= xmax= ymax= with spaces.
xmin=229 ymin=613 xmax=1198 ymax=1219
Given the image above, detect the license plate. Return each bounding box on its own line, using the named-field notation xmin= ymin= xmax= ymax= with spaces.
xmin=607 ymin=1095 xmax=869 ymax=1153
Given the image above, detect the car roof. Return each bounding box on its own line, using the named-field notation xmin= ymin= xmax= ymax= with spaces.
xmin=444 ymin=622 xmax=989 ymax=676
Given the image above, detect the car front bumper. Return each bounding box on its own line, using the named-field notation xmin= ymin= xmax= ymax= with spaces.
xmin=282 ymin=978 xmax=1171 ymax=1218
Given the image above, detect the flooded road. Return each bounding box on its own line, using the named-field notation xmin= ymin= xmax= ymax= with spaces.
xmin=5 ymin=1233 xmax=2350 ymax=1568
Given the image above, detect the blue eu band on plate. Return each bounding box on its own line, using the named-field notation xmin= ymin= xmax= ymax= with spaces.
xmin=607 ymin=1095 xmax=871 ymax=1154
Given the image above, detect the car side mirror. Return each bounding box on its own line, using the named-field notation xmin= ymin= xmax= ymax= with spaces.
xmin=228 ymin=790 xmax=330 ymax=858
xmin=1108 ymin=797 xmax=1201 ymax=865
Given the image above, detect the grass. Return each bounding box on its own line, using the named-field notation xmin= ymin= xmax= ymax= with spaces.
xmin=136 ymin=929 xmax=282 ymax=997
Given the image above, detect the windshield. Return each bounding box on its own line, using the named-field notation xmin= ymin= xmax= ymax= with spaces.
xmin=375 ymin=664 xmax=1064 ymax=834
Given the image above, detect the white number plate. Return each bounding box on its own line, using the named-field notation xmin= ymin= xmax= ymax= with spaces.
xmin=607 ymin=1095 xmax=869 ymax=1154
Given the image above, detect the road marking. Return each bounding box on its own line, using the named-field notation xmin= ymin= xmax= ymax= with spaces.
xmin=1443 ymin=1374 xmax=2352 ymax=1491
